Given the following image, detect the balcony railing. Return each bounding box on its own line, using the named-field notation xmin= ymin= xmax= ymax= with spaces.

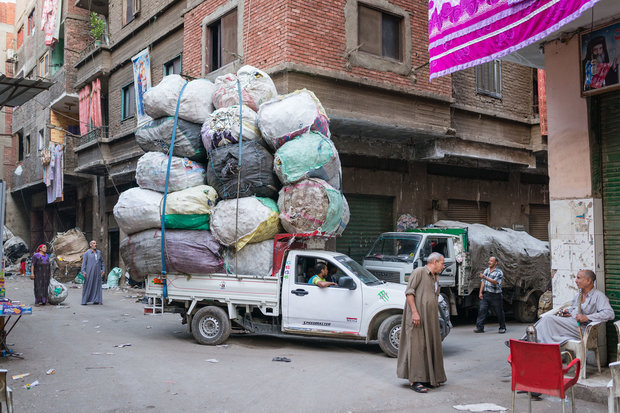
xmin=77 ymin=39 xmax=109 ymax=63
xmin=79 ymin=126 xmax=108 ymax=147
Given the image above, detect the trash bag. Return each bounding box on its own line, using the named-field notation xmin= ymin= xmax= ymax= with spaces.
xmin=212 ymin=65 xmax=278 ymax=112
xmin=210 ymin=197 xmax=282 ymax=250
xmin=2 ymin=225 xmax=14 ymax=243
xmin=163 ymin=185 xmax=218 ymax=230
xmin=273 ymin=131 xmax=341 ymax=189
xmin=278 ymin=178 xmax=349 ymax=235
xmin=201 ymin=105 xmax=262 ymax=150
xmin=207 ymin=140 xmax=279 ymax=199
xmin=113 ymin=188 xmax=163 ymax=235
xmin=48 ymin=278 xmax=68 ymax=304
xmin=223 ymin=239 xmax=273 ymax=276
xmin=74 ymin=272 xmax=85 ymax=284
xmin=3 ymin=236 xmax=28 ymax=264
xmin=107 ymin=267 xmax=122 ymax=288
xmin=136 ymin=152 xmax=206 ymax=193
xmin=135 ymin=117 xmax=206 ymax=162
xmin=258 ymin=89 xmax=330 ymax=150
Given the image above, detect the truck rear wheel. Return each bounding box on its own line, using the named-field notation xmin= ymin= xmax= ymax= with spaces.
xmin=378 ymin=314 xmax=402 ymax=358
xmin=191 ymin=306 xmax=231 ymax=345
xmin=514 ymin=294 xmax=539 ymax=323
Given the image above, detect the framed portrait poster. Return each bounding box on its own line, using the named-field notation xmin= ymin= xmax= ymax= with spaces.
xmin=580 ymin=20 xmax=620 ymax=96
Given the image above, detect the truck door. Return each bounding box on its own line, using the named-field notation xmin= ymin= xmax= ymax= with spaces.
xmin=282 ymin=254 xmax=363 ymax=334
xmin=422 ymin=236 xmax=457 ymax=288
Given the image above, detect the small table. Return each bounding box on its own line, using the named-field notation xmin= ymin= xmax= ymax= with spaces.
xmin=0 ymin=301 xmax=32 ymax=358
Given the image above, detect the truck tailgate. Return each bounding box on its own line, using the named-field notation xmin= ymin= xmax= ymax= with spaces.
xmin=145 ymin=273 xmax=280 ymax=308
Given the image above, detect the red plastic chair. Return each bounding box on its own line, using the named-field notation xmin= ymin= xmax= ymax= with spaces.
xmin=508 ymin=339 xmax=580 ymax=413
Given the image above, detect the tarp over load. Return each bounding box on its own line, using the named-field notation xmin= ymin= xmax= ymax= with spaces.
xmin=135 ymin=117 xmax=206 ymax=162
xmin=210 ymin=197 xmax=281 ymax=250
xmin=120 ymin=229 xmax=223 ymax=282
xmin=113 ymin=188 xmax=163 ymax=235
xmin=201 ymin=105 xmax=261 ymax=150
xmin=163 ymin=185 xmax=218 ymax=230
xmin=223 ymin=239 xmax=274 ymax=277
xmin=207 ymin=140 xmax=279 ymax=199
xmin=212 ymin=65 xmax=278 ymax=112
xmin=258 ymin=89 xmax=330 ymax=150
xmin=274 ymin=131 xmax=341 ymax=189
xmin=136 ymin=152 xmax=206 ymax=193
xmin=143 ymin=75 xmax=216 ymax=124
xmin=51 ymin=228 xmax=89 ymax=282
xmin=3 ymin=236 xmax=28 ymax=264
xmin=278 ymin=178 xmax=349 ymax=235
xmin=433 ymin=220 xmax=551 ymax=293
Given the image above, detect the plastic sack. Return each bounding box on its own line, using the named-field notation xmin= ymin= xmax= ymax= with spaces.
xmin=120 ymin=229 xmax=223 ymax=282
xmin=210 ymin=197 xmax=282 ymax=250
xmin=212 ymin=65 xmax=278 ymax=112
xmin=207 ymin=140 xmax=279 ymax=199
xmin=278 ymin=178 xmax=349 ymax=235
xmin=135 ymin=117 xmax=206 ymax=162
xmin=258 ymin=89 xmax=330 ymax=150
xmin=113 ymin=188 xmax=163 ymax=235
xmin=163 ymin=185 xmax=218 ymax=230
xmin=136 ymin=152 xmax=206 ymax=193
xmin=143 ymin=75 xmax=216 ymax=124
xmin=223 ymin=239 xmax=273 ymax=276
xmin=2 ymin=225 xmax=14 ymax=243
xmin=4 ymin=236 xmax=28 ymax=264
xmin=107 ymin=267 xmax=122 ymax=288
xmin=274 ymin=131 xmax=341 ymax=189
xmin=74 ymin=272 xmax=85 ymax=284
xmin=48 ymin=278 xmax=68 ymax=304
xmin=201 ymin=105 xmax=262 ymax=150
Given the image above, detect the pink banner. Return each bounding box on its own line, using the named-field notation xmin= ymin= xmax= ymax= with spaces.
xmin=428 ymin=0 xmax=602 ymax=80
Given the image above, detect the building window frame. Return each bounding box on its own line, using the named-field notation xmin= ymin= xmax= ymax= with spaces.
xmin=25 ymin=134 xmax=31 ymax=157
xmin=39 ymin=51 xmax=50 ymax=78
xmin=163 ymin=55 xmax=182 ymax=76
xmin=121 ymin=82 xmax=135 ymax=120
xmin=201 ymin=1 xmax=243 ymax=77
xmin=122 ymin=0 xmax=140 ymax=26
xmin=17 ymin=25 xmax=24 ymax=49
xmin=357 ymin=3 xmax=403 ymax=62
xmin=38 ymin=129 xmax=45 ymax=150
xmin=17 ymin=132 xmax=24 ymax=162
xmin=475 ymin=60 xmax=502 ymax=99
xmin=344 ymin=0 xmax=412 ymax=75
xmin=28 ymin=9 xmax=35 ymax=36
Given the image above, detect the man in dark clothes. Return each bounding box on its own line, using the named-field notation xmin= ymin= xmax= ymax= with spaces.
xmin=81 ymin=240 xmax=105 ymax=305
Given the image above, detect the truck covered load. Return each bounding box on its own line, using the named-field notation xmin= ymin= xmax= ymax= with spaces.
xmin=223 ymin=239 xmax=273 ymax=276
xmin=212 ymin=66 xmax=277 ymax=112
xmin=135 ymin=117 xmax=206 ymax=161
xmin=136 ymin=152 xmax=206 ymax=193
xmin=201 ymin=105 xmax=261 ymax=149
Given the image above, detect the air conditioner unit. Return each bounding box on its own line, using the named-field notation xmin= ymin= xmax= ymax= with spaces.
xmin=6 ymin=49 xmax=15 ymax=62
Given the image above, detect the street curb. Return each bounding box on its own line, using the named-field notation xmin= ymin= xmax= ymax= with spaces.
xmin=574 ymin=382 xmax=608 ymax=405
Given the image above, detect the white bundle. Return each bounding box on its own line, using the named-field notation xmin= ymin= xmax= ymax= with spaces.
xmin=143 ymin=75 xmax=216 ymax=123
xmin=113 ymin=188 xmax=163 ymax=235
xmin=223 ymin=239 xmax=274 ymax=276
xmin=212 ymin=65 xmax=278 ymax=112
xmin=135 ymin=152 xmax=206 ymax=193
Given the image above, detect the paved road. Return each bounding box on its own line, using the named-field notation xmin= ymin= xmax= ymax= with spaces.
xmin=1 ymin=275 xmax=606 ymax=412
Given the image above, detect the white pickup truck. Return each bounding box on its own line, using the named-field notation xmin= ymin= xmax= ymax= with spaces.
xmin=144 ymin=234 xmax=451 ymax=357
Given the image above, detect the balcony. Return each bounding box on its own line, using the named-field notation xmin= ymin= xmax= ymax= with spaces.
xmin=74 ymin=0 xmax=107 ymax=16
xmin=74 ymin=127 xmax=109 ymax=175
xmin=74 ymin=41 xmax=111 ymax=89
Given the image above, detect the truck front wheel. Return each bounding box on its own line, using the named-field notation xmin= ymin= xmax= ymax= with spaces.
xmin=191 ymin=306 xmax=231 ymax=345
xmin=378 ymin=314 xmax=402 ymax=358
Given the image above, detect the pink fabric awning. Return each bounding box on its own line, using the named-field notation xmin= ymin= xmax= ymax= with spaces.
xmin=428 ymin=0 xmax=602 ymax=80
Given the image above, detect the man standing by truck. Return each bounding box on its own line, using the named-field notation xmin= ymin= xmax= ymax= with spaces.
xmin=474 ymin=257 xmax=506 ymax=334
xmin=397 ymin=252 xmax=447 ymax=393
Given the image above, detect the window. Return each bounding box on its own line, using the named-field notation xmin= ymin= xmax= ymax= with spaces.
xmin=28 ymin=10 xmax=35 ymax=36
xmin=476 ymin=60 xmax=502 ymax=98
xmin=123 ymin=0 xmax=140 ymax=25
xmin=121 ymin=83 xmax=135 ymax=120
xmin=51 ymin=38 xmax=64 ymax=75
xmin=17 ymin=132 xmax=24 ymax=162
xmin=206 ymin=9 xmax=238 ymax=73
xmin=25 ymin=135 xmax=31 ymax=157
xmin=17 ymin=26 xmax=23 ymax=49
xmin=38 ymin=129 xmax=45 ymax=150
xmin=163 ymin=56 xmax=182 ymax=76
xmin=358 ymin=4 xmax=402 ymax=61
xmin=39 ymin=52 xmax=50 ymax=78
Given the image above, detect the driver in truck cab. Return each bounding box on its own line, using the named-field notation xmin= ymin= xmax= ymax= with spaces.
xmin=308 ymin=263 xmax=337 ymax=288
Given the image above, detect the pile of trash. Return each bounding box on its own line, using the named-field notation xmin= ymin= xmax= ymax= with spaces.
xmin=115 ymin=66 xmax=349 ymax=281
xmin=51 ymin=228 xmax=89 ymax=282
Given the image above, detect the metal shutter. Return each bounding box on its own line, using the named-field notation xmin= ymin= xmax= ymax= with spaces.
xmin=447 ymin=199 xmax=489 ymax=225
xmin=336 ymin=194 xmax=394 ymax=263
xmin=529 ymin=204 xmax=550 ymax=241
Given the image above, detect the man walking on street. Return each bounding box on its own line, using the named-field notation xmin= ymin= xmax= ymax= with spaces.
xmin=81 ymin=240 xmax=105 ymax=305
xmin=473 ymin=256 xmax=506 ymax=334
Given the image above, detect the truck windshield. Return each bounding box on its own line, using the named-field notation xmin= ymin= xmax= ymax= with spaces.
xmin=335 ymin=256 xmax=381 ymax=285
xmin=365 ymin=234 xmax=422 ymax=262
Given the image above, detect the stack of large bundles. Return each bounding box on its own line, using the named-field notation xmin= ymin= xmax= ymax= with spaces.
xmin=201 ymin=105 xmax=261 ymax=149
xmin=136 ymin=152 xmax=206 ymax=192
xmin=113 ymin=188 xmax=163 ymax=235
xmin=278 ymin=178 xmax=349 ymax=235
xmin=120 ymin=229 xmax=223 ymax=281
xmin=143 ymin=75 xmax=216 ymax=124
xmin=135 ymin=117 xmax=206 ymax=162
xmin=273 ymin=131 xmax=342 ymax=190
xmin=207 ymin=140 xmax=279 ymax=199
xmin=258 ymin=89 xmax=330 ymax=150
xmin=212 ymin=66 xmax=278 ymax=112
xmin=223 ymin=239 xmax=274 ymax=277
xmin=163 ymin=185 xmax=218 ymax=230
xmin=210 ymin=197 xmax=281 ymax=251
xmin=51 ymin=228 xmax=89 ymax=282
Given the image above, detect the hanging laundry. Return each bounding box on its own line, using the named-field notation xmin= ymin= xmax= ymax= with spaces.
xmin=46 ymin=144 xmax=64 ymax=204
xmin=40 ymin=0 xmax=59 ymax=46
xmin=78 ymin=85 xmax=91 ymax=136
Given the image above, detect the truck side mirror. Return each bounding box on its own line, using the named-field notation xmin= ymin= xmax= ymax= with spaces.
xmin=338 ymin=276 xmax=356 ymax=290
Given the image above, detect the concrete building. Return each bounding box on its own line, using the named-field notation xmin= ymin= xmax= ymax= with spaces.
xmin=72 ymin=0 xmax=548 ymax=273
xmin=1 ymin=0 xmax=16 ymax=183
xmin=9 ymin=0 xmax=91 ymax=250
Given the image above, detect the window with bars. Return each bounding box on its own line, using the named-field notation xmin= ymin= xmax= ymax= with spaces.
xmin=121 ymin=83 xmax=135 ymax=120
xmin=476 ymin=60 xmax=502 ymax=99
xmin=205 ymin=9 xmax=238 ymax=73
xmin=358 ymin=4 xmax=403 ymax=61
